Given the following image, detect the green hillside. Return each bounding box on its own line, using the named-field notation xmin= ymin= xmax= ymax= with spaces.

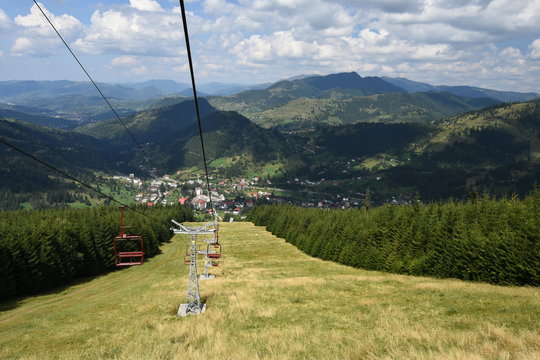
xmin=24 ymin=94 xmax=160 ymax=123
xmin=1 ymin=222 xmax=538 ymax=359
xmin=3 ymin=92 xmax=540 ymax=208
xmin=397 ymin=100 xmax=540 ymax=198
xmin=76 ymin=98 xmax=215 ymax=142
xmin=0 ymin=80 xmax=163 ymax=102
xmin=77 ymin=100 xmax=300 ymax=174
xmin=206 ymin=72 xmax=500 ymax=131
xmin=383 ymin=76 xmax=540 ymax=102
xmin=0 ymin=117 xmax=130 ymax=209
xmin=207 ymin=72 xmax=405 ymax=115
xmin=164 ymin=110 xmax=297 ymax=171
xmin=0 ymin=106 xmax=76 ymax=129
xmin=246 ymin=92 xmax=499 ymax=130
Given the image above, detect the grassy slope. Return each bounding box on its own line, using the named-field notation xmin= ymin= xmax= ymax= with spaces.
xmin=1 ymin=222 xmax=539 ymax=359
xmin=238 ymin=93 xmax=499 ymax=129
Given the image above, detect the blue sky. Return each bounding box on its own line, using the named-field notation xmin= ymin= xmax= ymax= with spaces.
xmin=1 ymin=0 xmax=540 ymax=92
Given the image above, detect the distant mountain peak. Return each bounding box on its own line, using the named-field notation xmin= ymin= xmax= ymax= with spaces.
xmin=273 ymin=71 xmax=405 ymax=95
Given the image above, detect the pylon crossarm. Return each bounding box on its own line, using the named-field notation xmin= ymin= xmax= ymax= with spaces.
xmin=198 ymin=221 xmax=217 ymax=231
xmin=172 ymin=229 xmax=214 ymax=235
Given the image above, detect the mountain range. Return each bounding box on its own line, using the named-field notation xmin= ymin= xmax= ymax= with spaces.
xmin=1 ymin=71 xmax=539 ymax=209
xmin=2 ymin=72 xmax=538 ymax=126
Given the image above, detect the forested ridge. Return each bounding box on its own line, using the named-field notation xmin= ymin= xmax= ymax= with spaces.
xmin=248 ymin=192 xmax=540 ymax=286
xmin=0 ymin=204 xmax=193 ymax=300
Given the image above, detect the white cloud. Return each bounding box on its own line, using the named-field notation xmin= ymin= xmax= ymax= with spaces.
xmin=529 ymin=39 xmax=540 ymax=60
xmin=132 ymin=65 xmax=149 ymax=74
xmin=2 ymin=0 xmax=540 ymax=92
xmin=14 ymin=2 xmax=82 ymax=36
xmin=337 ymin=0 xmax=424 ymax=13
xmin=377 ymin=0 xmax=540 ymax=42
xmin=233 ymin=34 xmax=272 ymax=62
xmin=129 ymin=0 xmax=164 ymax=12
xmin=411 ymin=44 xmax=454 ymax=60
xmin=203 ymin=0 xmax=237 ymax=15
xmin=9 ymin=3 xmax=82 ymax=56
xmin=110 ymin=55 xmax=141 ymax=66
xmin=11 ymin=37 xmax=33 ymax=53
xmin=0 ymin=8 xmax=10 ymax=29
xmin=74 ymin=7 xmax=183 ymax=56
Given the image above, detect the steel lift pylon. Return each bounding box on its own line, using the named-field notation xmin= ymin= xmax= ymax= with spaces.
xmin=171 ymin=219 xmax=216 ymax=316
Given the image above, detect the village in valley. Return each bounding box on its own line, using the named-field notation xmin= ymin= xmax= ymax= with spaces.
xmin=110 ymin=172 xmax=388 ymax=221
xmin=110 ymin=168 xmax=395 ymax=219
xmin=112 ymin=172 xmax=274 ymax=220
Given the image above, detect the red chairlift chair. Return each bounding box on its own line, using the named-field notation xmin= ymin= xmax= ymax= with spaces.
xmin=207 ymin=242 xmax=222 ymax=259
xmin=205 ymin=221 xmax=222 ymax=259
xmin=113 ymin=206 xmax=145 ymax=267
xmin=184 ymin=246 xmax=192 ymax=265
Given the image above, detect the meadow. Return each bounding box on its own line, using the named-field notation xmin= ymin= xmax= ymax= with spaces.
xmin=0 ymin=222 xmax=538 ymax=359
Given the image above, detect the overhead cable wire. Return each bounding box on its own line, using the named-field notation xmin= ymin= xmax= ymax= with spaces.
xmin=0 ymin=116 xmax=152 ymax=219
xmin=0 ymin=116 xmax=89 ymax=171
xmin=178 ymin=0 xmax=216 ymax=222
xmin=32 ymin=0 xmax=158 ymax=177
xmin=0 ymin=128 xmax=192 ymax=244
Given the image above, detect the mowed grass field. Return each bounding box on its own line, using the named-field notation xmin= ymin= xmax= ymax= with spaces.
xmin=1 ymin=222 xmax=539 ymax=359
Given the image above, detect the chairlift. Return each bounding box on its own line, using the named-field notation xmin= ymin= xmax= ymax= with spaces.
xmin=113 ymin=206 xmax=145 ymax=267
xmin=207 ymin=242 xmax=222 ymax=259
xmin=205 ymin=221 xmax=221 ymax=259
xmin=183 ymin=246 xmax=192 ymax=265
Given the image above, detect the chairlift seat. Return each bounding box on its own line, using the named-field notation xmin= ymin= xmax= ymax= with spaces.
xmin=207 ymin=243 xmax=222 ymax=259
xmin=114 ymin=234 xmax=145 ymax=266
xmin=113 ymin=207 xmax=145 ymax=267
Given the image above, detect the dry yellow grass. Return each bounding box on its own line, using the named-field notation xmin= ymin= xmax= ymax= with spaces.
xmin=1 ymin=222 xmax=539 ymax=359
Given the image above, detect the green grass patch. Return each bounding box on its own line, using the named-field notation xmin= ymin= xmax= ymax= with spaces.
xmin=210 ymin=157 xmax=234 ymax=168
xmin=1 ymin=222 xmax=539 ymax=359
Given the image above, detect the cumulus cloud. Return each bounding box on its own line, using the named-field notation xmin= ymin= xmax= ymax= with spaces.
xmin=11 ymin=37 xmax=33 ymax=53
xmin=110 ymin=55 xmax=141 ymax=66
xmin=14 ymin=2 xmax=82 ymax=36
xmin=529 ymin=39 xmax=540 ymax=60
xmin=337 ymin=0 xmax=424 ymax=13
xmin=3 ymin=0 xmax=540 ymax=91
xmin=74 ymin=6 xmax=183 ymax=56
xmin=0 ymin=8 xmax=10 ymax=29
xmin=378 ymin=0 xmax=540 ymax=42
xmin=129 ymin=0 xmax=164 ymax=12
xmin=10 ymin=2 xmax=83 ymax=56
xmin=203 ymin=0 xmax=237 ymax=15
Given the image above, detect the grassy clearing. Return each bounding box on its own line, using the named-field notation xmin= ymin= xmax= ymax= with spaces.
xmin=246 ymin=163 xmax=284 ymax=179
xmin=210 ymin=157 xmax=235 ymax=168
xmin=1 ymin=222 xmax=539 ymax=359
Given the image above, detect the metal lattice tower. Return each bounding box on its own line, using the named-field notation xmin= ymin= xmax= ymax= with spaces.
xmin=171 ymin=220 xmax=216 ymax=316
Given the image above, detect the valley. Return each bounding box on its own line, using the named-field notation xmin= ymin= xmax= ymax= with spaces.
xmin=2 ymin=1 xmax=540 ymax=358
xmin=1 ymin=72 xmax=540 ymax=210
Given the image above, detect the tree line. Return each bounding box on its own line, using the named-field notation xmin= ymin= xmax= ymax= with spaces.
xmin=247 ymin=191 xmax=540 ymax=286
xmin=0 ymin=204 xmax=193 ymax=301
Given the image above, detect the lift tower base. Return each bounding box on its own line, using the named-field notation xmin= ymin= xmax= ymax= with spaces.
xmin=178 ymin=303 xmax=206 ymax=317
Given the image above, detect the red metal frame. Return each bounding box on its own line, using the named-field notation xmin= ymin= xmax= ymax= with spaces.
xmin=184 ymin=247 xmax=191 ymax=265
xmin=113 ymin=206 xmax=145 ymax=267
xmin=207 ymin=243 xmax=222 ymax=259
